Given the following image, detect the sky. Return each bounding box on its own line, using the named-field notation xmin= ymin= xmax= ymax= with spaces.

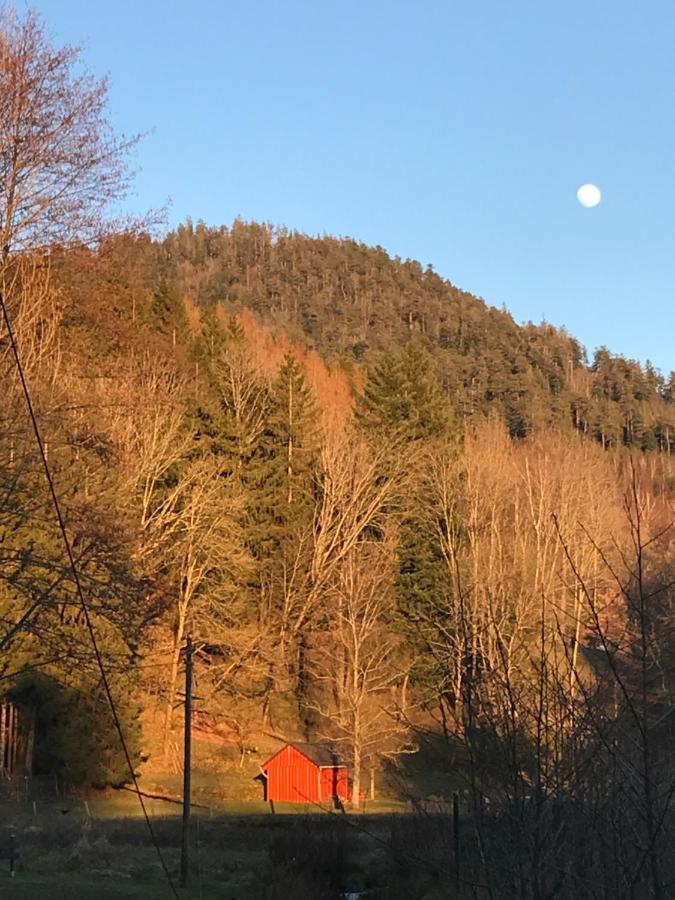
xmin=33 ymin=0 xmax=675 ymax=375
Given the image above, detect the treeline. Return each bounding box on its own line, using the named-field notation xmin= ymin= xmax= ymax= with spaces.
xmin=163 ymin=219 xmax=675 ymax=449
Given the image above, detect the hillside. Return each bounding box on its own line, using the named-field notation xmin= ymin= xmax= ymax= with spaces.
xmin=160 ymin=219 xmax=674 ymax=449
xmin=3 ymin=4 xmax=675 ymax=893
xmin=1 ymin=217 xmax=674 ymax=900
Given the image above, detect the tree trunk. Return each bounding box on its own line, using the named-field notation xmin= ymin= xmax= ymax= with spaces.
xmin=6 ymin=704 xmax=14 ymax=775
xmin=10 ymin=707 xmax=19 ymax=774
xmin=24 ymin=708 xmax=35 ymax=775
xmin=401 ymin=672 xmax=409 ymax=713
xmin=296 ymin=633 xmax=312 ymax=738
xmin=351 ymin=719 xmax=361 ymax=810
xmin=287 ymin=378 xmax=293 ymax=503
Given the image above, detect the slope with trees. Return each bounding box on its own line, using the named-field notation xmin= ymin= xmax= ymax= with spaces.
xmin=1 ymin=10 xmax=675 ymax=897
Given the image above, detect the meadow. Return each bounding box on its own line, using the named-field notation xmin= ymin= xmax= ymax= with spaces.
xmin=0 ymin=792 xmax=448 ymax=900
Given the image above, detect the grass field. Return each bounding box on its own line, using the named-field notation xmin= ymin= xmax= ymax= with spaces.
xmin=0 ymin=873 xmax=228 ymax=899
xmin=0 ymin=794 xmax=417 ymax=899
xmin=4 ymin=791 xmax=407 ymax=820
xmin=0 ymin=745 xmax=462 ymax=899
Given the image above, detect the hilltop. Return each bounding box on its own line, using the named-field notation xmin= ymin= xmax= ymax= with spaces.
xmin=161 ymin=219 xmax=674 ymax=450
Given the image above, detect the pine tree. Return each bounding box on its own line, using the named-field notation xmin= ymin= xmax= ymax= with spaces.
xmin=246 ymin=353 xmax=319 ymax=562
xmin=397 ymin=520 xmax=453 ymax=702
xmin=357 ymin=340 xmax=454 ymax=443
xmin=357 ymin=342 xmax=462 ymax=706
xmin=240 ymin=353 xmax=320 ymax=724
xmin=149 ymin=276 xmax=187 ymax=343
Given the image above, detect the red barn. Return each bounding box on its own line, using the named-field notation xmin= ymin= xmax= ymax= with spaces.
xmin=261 ymin=742 xmax=349 ymax=803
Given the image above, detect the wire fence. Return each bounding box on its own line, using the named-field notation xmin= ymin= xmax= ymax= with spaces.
xmin=0 ymin=773 xmax=75 ymax=805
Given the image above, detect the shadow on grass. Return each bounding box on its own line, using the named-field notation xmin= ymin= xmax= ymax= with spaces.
xmin=383 ymin=729 xmax=467 ymax=803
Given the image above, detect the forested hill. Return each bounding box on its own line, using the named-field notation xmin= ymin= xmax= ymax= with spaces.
xmin=163 ymin=220 xmax=675 ymax=450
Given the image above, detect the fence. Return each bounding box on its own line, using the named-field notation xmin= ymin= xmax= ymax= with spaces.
xmin=0 ymin=773 xmax=74 ymax=805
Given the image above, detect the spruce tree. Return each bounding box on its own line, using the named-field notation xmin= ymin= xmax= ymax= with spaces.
xmin=243 ymin=353 xmax=320 ymax=726
xmin=357 ymin=341 xmax=461 ymax=704
xmin=148 ymin=276 xmax=187 ymax=342
xmin=246 ymin=352 xmax=318 ymax=562
xmin=357 ymin=340 xmax=454 ymax=442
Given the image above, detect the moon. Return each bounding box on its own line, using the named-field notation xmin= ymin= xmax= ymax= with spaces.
xmin=577 ymin=183 xmax=601 ymax=208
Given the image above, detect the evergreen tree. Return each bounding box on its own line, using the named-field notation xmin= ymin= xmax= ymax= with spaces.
xmin=357 ymin=340 xmax=454 ymax=442
xmin=397 ymin=518 xmax=454 ymax=702
xmin=246 ymin=353 xmax=319 ymax=562
xmin=149 ymin=276 xmax=186 ymax=341
xmin=239 ymin=353 xmax=320 ymax=724
xmin=356 ymin=341 xmax=462 ymax=704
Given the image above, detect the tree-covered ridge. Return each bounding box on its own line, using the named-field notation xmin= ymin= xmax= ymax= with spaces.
xmin=162 ymin=219 xmax=674 ymax=449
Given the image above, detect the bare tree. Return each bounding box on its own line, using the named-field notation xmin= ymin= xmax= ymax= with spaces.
xmin=310 ymin=530 xmax=412 ymax=808
xmin=552 ymin=462 xmax=675 ymax=900
xmin=0 ymin=5 xmax=140 ymax=265
xmin=158 ymin=457 xmax=249 ymax=751
xmin=211 ymin=336 xmax=267 ymax=466
xmin=0 ymin=2 xmax=149 ymax=683
xmin=410 ymin=436 xmax=675 ymax=898
xmin=101 ymin=355 xmax=193 ymax=538
xmin=0 ymin=257 xmax=62 ymax=386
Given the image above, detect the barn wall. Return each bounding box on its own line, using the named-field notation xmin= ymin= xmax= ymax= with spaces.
xmin=320 ymin=766 xmax=349 ymax=800
xmin=265 ymin=744 xmax=320 ymax=803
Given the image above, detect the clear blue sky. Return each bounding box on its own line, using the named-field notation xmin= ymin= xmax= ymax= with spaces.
xmin=34 ymin=0 xmax=675 ymax=375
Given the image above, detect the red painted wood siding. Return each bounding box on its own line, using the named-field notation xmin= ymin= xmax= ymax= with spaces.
xmin=263 ymin=744 xmax=349 ymax=803
xmin=265 ymin=744 xmax=320 ymax=803
xmin=320 ymin=765 xmax=349 ymax=800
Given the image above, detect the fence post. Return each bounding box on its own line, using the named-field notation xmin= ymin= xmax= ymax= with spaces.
xmin=0 ymin=703 xmax=6 ymax=775
xmin=453 ymin=791 xmax=460 ymax=890
xmin=180 ymin=635 xmax=194 ymax=889
xmin=9 ymin=828 xmax=15 ymax=878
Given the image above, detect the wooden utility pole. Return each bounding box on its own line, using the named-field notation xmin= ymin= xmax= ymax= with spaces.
xmin=453 ymin=791 xmax=460 ymax=889
xmin=0 ymin=703 xmax=6 ymax=775
xmin=180 ymin=636 xmax=194 ymax=888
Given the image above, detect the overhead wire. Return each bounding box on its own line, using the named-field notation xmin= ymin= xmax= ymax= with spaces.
xmin=0 ymin=290 xmax=180 ymax=899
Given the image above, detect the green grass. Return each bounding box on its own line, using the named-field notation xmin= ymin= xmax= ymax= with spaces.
xmin=5 ymin=790 xmax=408 ymax=822
xmin=0 ymin=873 xmax=240 ymax=899
xmin=0 ymin=791 xmax=414 ymax=900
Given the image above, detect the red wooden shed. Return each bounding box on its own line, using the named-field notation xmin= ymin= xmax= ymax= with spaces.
xmin=260 ymin=742 xmax=349 ymax=803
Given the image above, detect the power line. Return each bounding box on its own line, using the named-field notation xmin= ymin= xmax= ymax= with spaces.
xmin=0 ymin=290 xmax=180 ymax=899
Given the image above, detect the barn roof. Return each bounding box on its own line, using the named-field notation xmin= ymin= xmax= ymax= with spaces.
xmin=262 ymin=741 xmax=345 ymax=769
xmin=291 ymin=742 xmax=344 ymax=767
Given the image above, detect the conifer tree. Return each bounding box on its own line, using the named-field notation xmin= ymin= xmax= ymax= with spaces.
xmin=243 ymin=353 xmax=319 ymax=721
xmin=357 ymin=340 xmax=453 ymax=442
xmin=149 ymin=276 xmax=187 ymax=343
xmin=357 ymin=341 xmax=461 ymax=705
xmin=247 ymin=352 xmax=318 ymax=562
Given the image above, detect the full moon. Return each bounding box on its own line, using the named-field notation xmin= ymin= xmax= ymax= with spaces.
xmin=577 ymin=183 xmax=601 ymax=208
